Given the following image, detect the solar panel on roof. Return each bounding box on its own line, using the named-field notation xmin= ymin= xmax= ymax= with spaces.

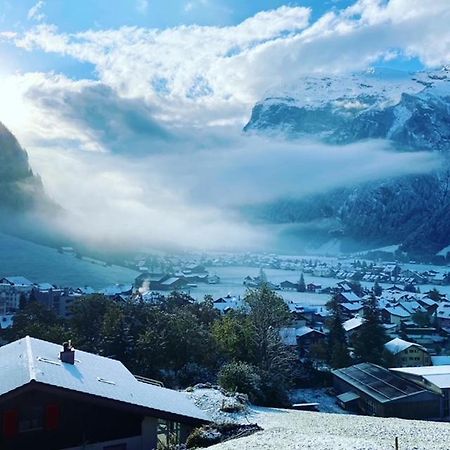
xmin=335 ymin=363 xmax=427 ymax=403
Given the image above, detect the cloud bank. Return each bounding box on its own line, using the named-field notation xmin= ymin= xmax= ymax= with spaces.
xmin=0 ymin=1 xmax=448 ymax=252
xmin=3 ymin=0 xmax=450 ymax=127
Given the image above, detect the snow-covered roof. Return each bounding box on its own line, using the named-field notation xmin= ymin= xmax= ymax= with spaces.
xmin=0 ymin=336 xmax=208 ymax=423
xmin=383 ymin=306 xmax=410 ymax=318
xmin=384 ymin=338 xmax=426 ymax=355
xmin=397 ymin=301 xmax=425 ymax=314
xmin=100 ymin=284 xmax=132 ymax=295
xmin=1 ymin=276 xmax=33 ymax=286
xmin=36 ymin=282 xmax=55 ymax=291
xmin=339 ymin=292 xmax=361 ymax=303
xmin=391 ymin=366 xmax=450 ymax=389
xmin=437 ymin=303 xmax=450 ymax=319
xmin=296 ymin=326 xmax=322 ymax=338
xmin=341 ymin=302 xmax=364 ymax=311
xmin=418 ymin=297 xmax=438 ymax=307
xmin=343 ymin=317 xmax=365 ymax=332
xmin=160 ymin=277 xmax=181 ymax=286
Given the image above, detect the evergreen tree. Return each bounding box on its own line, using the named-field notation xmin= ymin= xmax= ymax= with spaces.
xmin=326 ymin=296 xmax=351 ymax=368
xmin=8 ymin=300 xmax=68 ymax=343
xmin=427 ymin=288 xmax=443 ymax=302
xmin=354 ymin=294 xmax=388 ymax=365
xmin=373 ymin=280 xmax=382 ymax=297
xmin=350 ymin=281 xmax=364 ymax=297
xmin=297 ymin=272 xmax=306 ymax=292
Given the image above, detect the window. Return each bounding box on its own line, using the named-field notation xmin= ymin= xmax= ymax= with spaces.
xmin=18 ymin=406 xmax=43 ymax=433
xmin=157 ymin=419 xmax=181 ymax=449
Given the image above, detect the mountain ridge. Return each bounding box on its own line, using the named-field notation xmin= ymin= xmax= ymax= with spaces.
xmin=243 ymin=67 xmax=450 ymax=259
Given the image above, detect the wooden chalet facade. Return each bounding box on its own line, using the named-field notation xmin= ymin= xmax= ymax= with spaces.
xmin=0 ymin=337 xmax=208 ymax=450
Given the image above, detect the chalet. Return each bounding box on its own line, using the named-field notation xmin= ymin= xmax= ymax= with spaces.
xmin=183 ymin=264 xmax=207 ymax=274
xmin=381 ymin=306 xmax=411 ymax=325
xmin=0 ymin=277 xmax=33 ymax=293
xmin=335 ymin=291 xmax=361 ymax=304
xmin=296 ymin=326 xmax=326 ymax=356
xmin=306 ymin=283 xmax=321 ymax=293
xmin=384 ymin=338 xmax=431 ymax=367
xmin=0 ymin=337 xmax=208 ymax=450
xmin=0 ymin=283 xmax=20 ymax=313
xmin=279 ymin=326 xmax=326 ymax=356
xmin=333 ymin=363 xmax=441 ymax=419
xmin=280 ymin=280 xmax=298 ymax=291
xmin=152 ymin=276 xmax=187 ymax=291
xmin=213 ymin=295 xmax=243 ymax=313
xmin=343 ymin=316 xmax=365 ymax=339
xmin=339 ymin=302 xmax=364 ymax=318
xmin=436 ymin=303 xmax=450 ymax=328
xmin=397 ymin=301 xmax=426 ymax=315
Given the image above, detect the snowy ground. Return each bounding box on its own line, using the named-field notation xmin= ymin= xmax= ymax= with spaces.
xmin=210 ymin=408 xmax=450 ymax=450
xmin=290 ymin=388 xmax=348 ymax=414
xmin=189 ymin=387 xmax=450 ymax=450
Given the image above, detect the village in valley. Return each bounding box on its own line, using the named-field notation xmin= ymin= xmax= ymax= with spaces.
xmin=3 ymin=249 xmax=450 ymax=427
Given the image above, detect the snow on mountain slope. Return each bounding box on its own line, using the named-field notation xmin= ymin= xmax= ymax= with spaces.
xmin=245 ymin=67 xmax=450 ymax=151
xmin=243 ymin=67 xmax=450 ymax=257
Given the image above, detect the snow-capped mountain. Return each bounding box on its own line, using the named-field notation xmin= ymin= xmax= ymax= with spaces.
xmin=245 ymin=67 xmax=450 ymax=152
xmin=244 ymin=68 xmax=450 ymax=258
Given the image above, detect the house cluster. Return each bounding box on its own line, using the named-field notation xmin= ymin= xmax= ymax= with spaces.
xmin=0 ymin=275 xmax=134 ymax=331
xmin=279 ymin=281 xmax=450 ymax=366
xmin=134 ymin=266 xmax=220 ymax=294
xmin=308 ymin=261 xmax=450 ymax=286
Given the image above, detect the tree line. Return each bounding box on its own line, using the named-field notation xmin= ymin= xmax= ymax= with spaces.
xmin=2 ymin=285 xmax=297 ymax=406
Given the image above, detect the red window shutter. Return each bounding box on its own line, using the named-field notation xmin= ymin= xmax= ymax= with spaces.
xmin=3 ymin=410 xmax=18 ymax=438
xmin=45 ymin=404 xmax=60 ymax=431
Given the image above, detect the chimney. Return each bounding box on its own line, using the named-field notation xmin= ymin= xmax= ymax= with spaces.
xmin=60 ymin=340 xmax=75 ymax=364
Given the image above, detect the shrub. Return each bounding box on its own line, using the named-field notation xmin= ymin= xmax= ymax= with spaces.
xmin=218 ymin=361 xmax=261 ymax=402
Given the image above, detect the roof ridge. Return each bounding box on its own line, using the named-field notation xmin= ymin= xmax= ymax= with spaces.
xmin=25 ymin=336 xmax=37 ymax=381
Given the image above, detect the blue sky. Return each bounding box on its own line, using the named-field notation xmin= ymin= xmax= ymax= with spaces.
xmin=1 ymin=1 xmax=354 ymax=30
xmin=0 ymin=0 xmax=425 ymax=79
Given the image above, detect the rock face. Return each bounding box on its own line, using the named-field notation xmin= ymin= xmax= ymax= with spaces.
xmin=243 ymin=68 xmax=450 ymax=258
xmin=245 ymin=67 xmax=450 ymax=151
xmin=0 ymin=121 xmax=51 ymax=213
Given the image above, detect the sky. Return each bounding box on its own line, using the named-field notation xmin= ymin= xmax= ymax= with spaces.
xmin=0 ymin=0 xmax=449 ymax=252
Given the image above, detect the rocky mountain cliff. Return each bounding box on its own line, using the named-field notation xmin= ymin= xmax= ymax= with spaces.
xmin=244 ymin=68 xmax=450 ymax=258
xmin=0 ymin=121 xmax=53 ymax=214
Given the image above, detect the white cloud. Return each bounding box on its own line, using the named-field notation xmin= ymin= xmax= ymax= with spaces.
xmin=184 ymin=0 xmax=208 ymax=13
xmin=136 ymin=0 xmax=149 ymax=14
xmin=5 ymin=1 xmax=450 ymax=128
xmin=27 ymin=0 xmax=46 ymax=22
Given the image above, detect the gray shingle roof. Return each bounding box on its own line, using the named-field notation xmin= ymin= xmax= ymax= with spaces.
xmin=0 ymin=336 xmax=208 ymax=423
